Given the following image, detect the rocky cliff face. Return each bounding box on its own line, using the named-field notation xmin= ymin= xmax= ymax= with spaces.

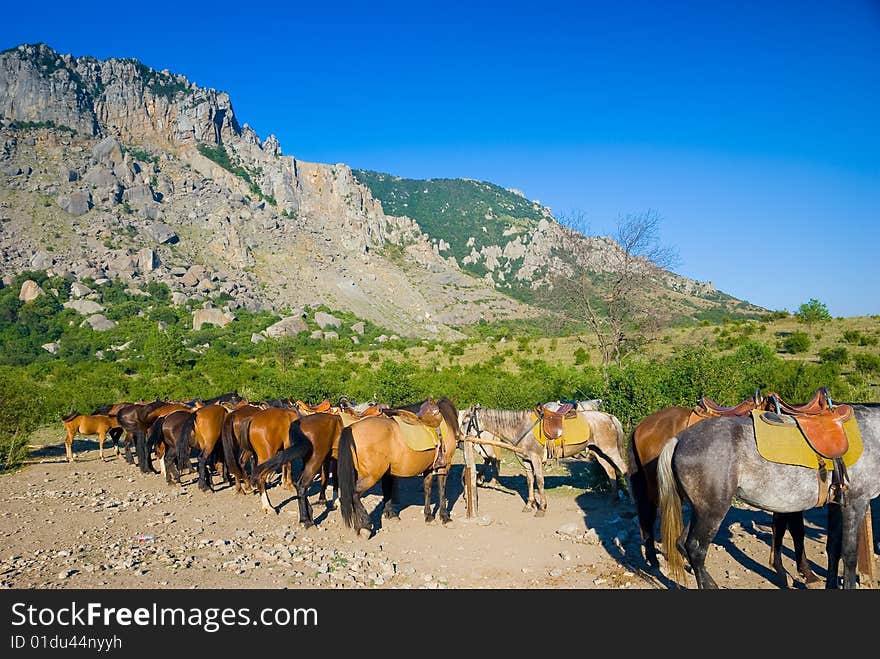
xmin=0 ymin=43 xmax=541 ymax=338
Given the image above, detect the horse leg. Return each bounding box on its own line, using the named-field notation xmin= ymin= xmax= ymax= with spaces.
xmin=381 ymin=473 xmax=399 ymax=520
xmin=785 ymin=512 xmax=820 ymax=585
xmin=631 ymin=466 xmax=660 ymax=568
xmin=98 ymin=430 xmax=106 ymax=462
xmin=65 ymin=428 xmax=75 ymax=463
xmin=423 ymin=471 xmax=436 ymax=523
xmin=123 ymin=432 xmax=134 ymax=464
xmin=197 ymin=450 xmax=211 ymax=492
xmin=680 ymin=504 xmax=726 ymax=589
xmin=522 ymin=460 xmax=537 ymax=513
xmin=258 ymin=472 xmax=277 ymax=515
xmin=282 ymin=463 xmax=295 ymax=491
xmin=295 ymin=450 xmax=323 ymax=528
xmin=769 ymin=513 xmax=791 ymax=588
xmin=533 ymin=458 xmax=548 ymax=517
xmin=839 ymin=499 xmax=869 ymax=589
xmin=437 ymin=471 xmax=451 ymax=524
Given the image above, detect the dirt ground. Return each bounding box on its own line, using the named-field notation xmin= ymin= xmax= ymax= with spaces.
xmin=1 ymin=427 xmax=878 ymax=590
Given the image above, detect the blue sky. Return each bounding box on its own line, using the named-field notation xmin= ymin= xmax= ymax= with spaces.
xmin=4 ymin=1 xmax=878 ymax=316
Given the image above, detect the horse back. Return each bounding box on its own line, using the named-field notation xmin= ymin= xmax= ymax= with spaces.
xmin=632 ymin=406 xmax=692 ymax=467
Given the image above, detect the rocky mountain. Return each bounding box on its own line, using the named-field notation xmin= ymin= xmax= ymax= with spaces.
xmin=0 ymin=43 xmax=761 ymax=340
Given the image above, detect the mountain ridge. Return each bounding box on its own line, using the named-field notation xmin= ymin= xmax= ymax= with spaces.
xmin=0 ymin=42 xmax=764 ymax=340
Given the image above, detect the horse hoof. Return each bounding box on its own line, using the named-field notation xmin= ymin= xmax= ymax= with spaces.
xmin=357 ymin=528 xmax=371 ymax=539
xmin=441 ymin=516 xmax=453 ymax=526
xmin=301 ymin=521 xmax=315 ymax=530
xmin=425 ymin=514 xmax=436 ymax=524
xmin=534 ymin=509 xmax=546 ymax=518
xmin=521 ymin=506 xmax=533 ymax=513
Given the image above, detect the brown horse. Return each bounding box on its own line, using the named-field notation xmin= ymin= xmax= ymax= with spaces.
xmin=220 ymin=403 xmax=269 ymax=494
xmin=628 ymin=399 xmax=820 ymax=587
xmin=60 ymin=412 xmax=122 ymax=462
xmin=177 ymin=404 xmax=230 ymax=492
xmin=117 ymin=400 xmax=193 ymax=473
xmin=238 ymin=407 xmax=301 ymax=513
xmin=252 ymin=412 xmax=345 ymax=526
xmin=147 ymin=409 xmax=197 ymax=486
xmin=337 ymin=397 xmax=461 ymax=538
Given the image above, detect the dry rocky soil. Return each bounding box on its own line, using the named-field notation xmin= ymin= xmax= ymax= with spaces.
xmin=1 ymin=429 xmax=878 ymax=591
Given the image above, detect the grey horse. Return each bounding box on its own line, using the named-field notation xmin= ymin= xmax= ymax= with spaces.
xmin=657 ymin=403 xmax=880 ymax=589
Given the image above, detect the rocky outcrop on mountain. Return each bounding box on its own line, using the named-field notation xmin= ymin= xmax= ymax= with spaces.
xmin=0 ymin=43 xmax=759 ymax=338
xmin=0 ymin=43 xmax=541 ymax=338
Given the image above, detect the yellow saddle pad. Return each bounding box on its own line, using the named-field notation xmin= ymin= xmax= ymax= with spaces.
xmin=751 ymin=409 xmax=863 ymax=469
xmin=393 ymin=417 xmax=441 ymax=452
xmin=531 ymin=412 xmax=592 ymax=446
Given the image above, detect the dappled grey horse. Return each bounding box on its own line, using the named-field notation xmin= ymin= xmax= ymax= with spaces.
xmin=657 ymin=404 xmax=880 ymax=589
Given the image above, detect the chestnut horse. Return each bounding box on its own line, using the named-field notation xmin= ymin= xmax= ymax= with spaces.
xmin=337 ymin=397 xmax=461 ymax=538
xmin=220 ymin=402 xmax=271 ymax=494
xmin=252 ymin=412 xmax=345 ymax=526
xmin=176 ymin=404 xmax=230 ymax=492
xmin=238 ymin=407 xmax=301 ymax=514
xmin=628 ymin=403 xmax=819 ymax=587
xmin=60 ymin=412 xmax=122 ymax=462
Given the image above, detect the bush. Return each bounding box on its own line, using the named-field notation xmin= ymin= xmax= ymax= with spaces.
xmin=795 ymin=299 xmax=831 ymax=325
xmin=818 ymin=347 xmax=848 ymax=364
xmin=853 ymin=353 xmax=880 ymax=375
xmin=781 ymin=332 xmax=811 ymax=354
xmin=573 ymin=347 xmax=589 ymax=365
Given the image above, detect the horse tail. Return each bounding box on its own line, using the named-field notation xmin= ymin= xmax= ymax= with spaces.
xmin=176 ymin=412 xmax=196 ymax=474
xmin=251 ymin=418 xmax=313 ymax=487
xmin=221 ymin=412 xmax=245 ymax=483
xmin=337 ymin=425 xmax=358 ymax=529
xmin=657 ymin=436 xmax=687 ymax=586
xmin=146 ymin=415 xmax=165 ymax=457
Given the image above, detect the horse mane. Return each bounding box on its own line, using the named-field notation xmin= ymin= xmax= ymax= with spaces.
xmin=471 ymin=407 xmax=532 ymax=440
xmin=61 ymin=410 xmax=79 ymax=422
xmin=91 ymin=403 xmax=113 ymax=415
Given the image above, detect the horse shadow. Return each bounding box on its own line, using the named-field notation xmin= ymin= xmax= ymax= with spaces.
xmin=27 ymin=437 xmax=117 ymax=464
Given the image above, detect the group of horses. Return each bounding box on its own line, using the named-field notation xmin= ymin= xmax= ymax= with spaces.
xmin=59 ymin=386 xmax=879 ymax=589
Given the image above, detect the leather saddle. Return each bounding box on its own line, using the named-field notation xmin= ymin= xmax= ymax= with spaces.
xmin=693 ymin=393 xmax=761 ymax=419
xmin=760 ymin=388 xmax=853 ymax=505
xmin=537 ymin=402 xmax=577 ymax=441
xmin=296 ymin=399 xmax=332 ymax=414
xmin=762 ymin=389 xmax=850 ymax=460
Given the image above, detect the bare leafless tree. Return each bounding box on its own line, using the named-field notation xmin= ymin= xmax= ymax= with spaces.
xmin=557 ymin=209 xmax=679 ymax=378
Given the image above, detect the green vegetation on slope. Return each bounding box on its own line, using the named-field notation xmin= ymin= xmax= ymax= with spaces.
xmin=352 ymin=169 xmax=548 ymax=273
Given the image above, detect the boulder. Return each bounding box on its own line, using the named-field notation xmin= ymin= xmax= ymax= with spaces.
xmin=82 ymin=314 xmax=117 ymax=331
xmin=57 ymin=190 xmax=92 ymax=216
xmin=376 ymin=335 xmax=389 ymax=343
xmin=181 ymin=265 xmax=207 ymax=287
xmin=351 ymin=321 xmax=365 ymax=335
xmin=192 ymin=309 xmax=233 ymax=331
xmin=251 ymin=333 xmax=266 ymax=344
xmin=314 ymin=311 xmax=342 ymax=329
xmin=41 ymin=342 xmax=60 ymax=354
xmin=171 ymin=292 xmax=188 ymax=306
xmin=18 ymin=279 xmax=44 ymax=302
xmin=145 ymin=222 xmax=178 ymax=244
xmin=91 ymin=137 xmax=123 ymax=164
xmin=70 ymin=282 xmax=93 ymax=298
xmin=323 ymin=331 xmax=339 ymax=340
xmin=63 ymin=299 xmax=105 ymax=315
xmin=136 ymin=248 xmax=157 ymax=272
xmin=30 ymin=250 xmax=54 ymax=270
xmin=264 ymin=316 xmax=308 ymax=338
xmin=309 ymin=330 xmax=323 ymax=340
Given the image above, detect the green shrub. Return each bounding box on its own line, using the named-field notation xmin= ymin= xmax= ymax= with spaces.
xmin=853 ymin=353 xmax=880 ymax=375
xmin=780 ymin=332 xmax=811 ymax=354
xmin=818 ymin=347 xmax=848 ymax=364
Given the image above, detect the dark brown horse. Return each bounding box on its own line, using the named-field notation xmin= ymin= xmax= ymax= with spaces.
xmin=117 ymin=400 xmax=171 ymax=473
xmin=337 ymin=397 xmax=461 ymax=538
xmin=147 ymin=409 xmax=197 ymax=485
xmin=629 ymin=400 xmax=820 ymax=587
xmin=252 ymin=412 xmax=345 ymax=526
xmin=238 ymin=407 xmax=301 ymax=513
